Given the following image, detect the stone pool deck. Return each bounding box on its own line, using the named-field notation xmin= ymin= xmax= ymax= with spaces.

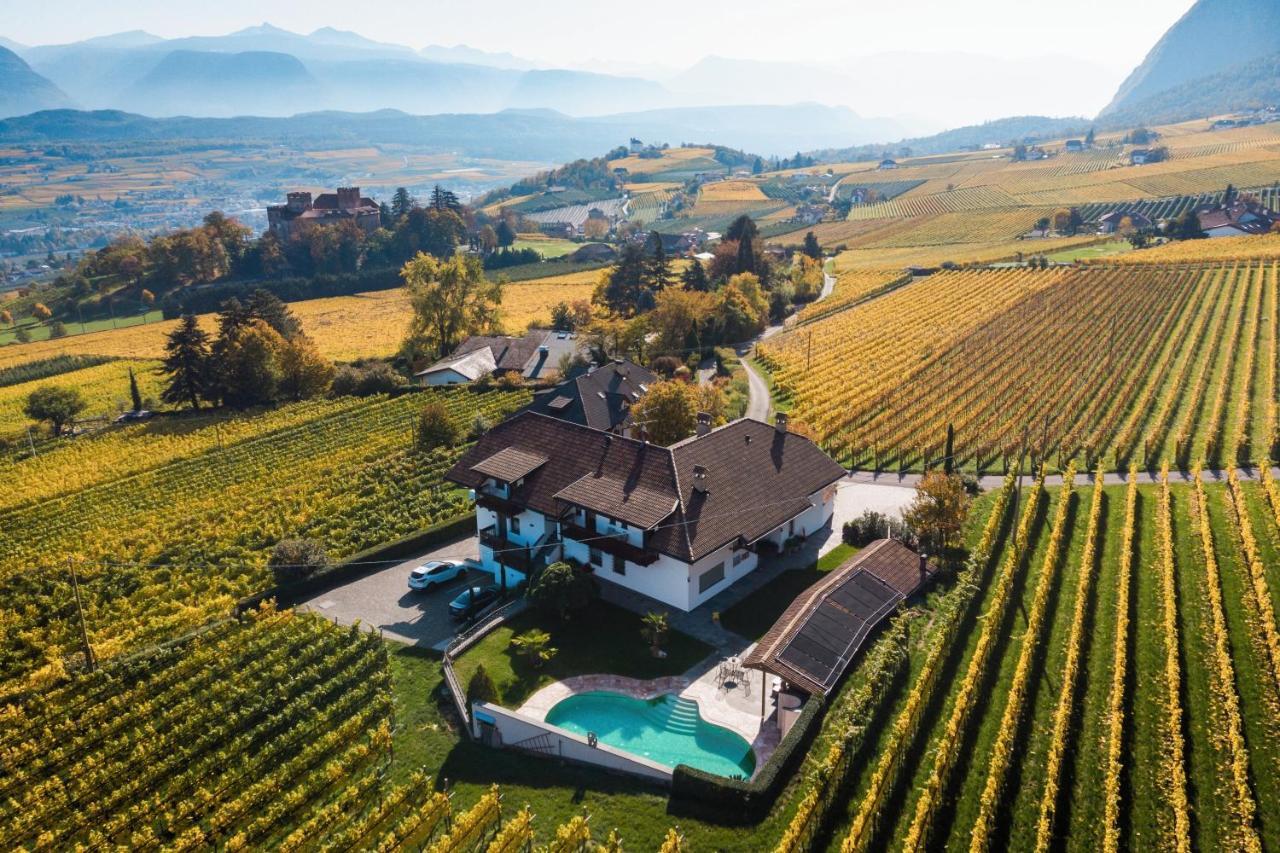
xmin=516 ymin=649 xmax=782 ymax=776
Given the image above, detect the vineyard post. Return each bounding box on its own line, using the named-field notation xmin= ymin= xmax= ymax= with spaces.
xmin=68 ymin=556 xmax=95 ymax=672
xmin=26 ymin=425 xmax=37 ymax=458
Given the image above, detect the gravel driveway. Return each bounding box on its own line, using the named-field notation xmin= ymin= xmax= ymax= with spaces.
xmin=298 ymin=535 xmax=484 ymax=649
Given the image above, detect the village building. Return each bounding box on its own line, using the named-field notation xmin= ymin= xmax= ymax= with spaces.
xmin=522 ymin=359 xmax=656 ymax=437
xmin=1097 ymin=210 xmax=1155 ymax=234
xmin=445 ymin=412 xmax=845 ymax=610
xmin=1063 ymin=139 xmax=1085 ymax=153
xmin=877 ymin=158 xmax=899 ymax=170
xmin=1197 ymin=196 xmax=1280 ymax=238
xmin=266 ymin=187 xmax=380 ymax=242
xmin=415 ymin=330 xmax=586 ymax=386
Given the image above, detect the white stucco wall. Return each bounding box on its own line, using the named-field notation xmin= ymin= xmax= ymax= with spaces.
xmin=420 ymin=368 xmax=471 ymax=386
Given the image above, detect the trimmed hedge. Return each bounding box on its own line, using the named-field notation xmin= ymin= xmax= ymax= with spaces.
xmin=670 ymin=694 xmax=826 ymax=821
xmin=237 ymin=513 xmax=474 ymax=612
xmin=161 ymin=267 xmax=403 ymax=318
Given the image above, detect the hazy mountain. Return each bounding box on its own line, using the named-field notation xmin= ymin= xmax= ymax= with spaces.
xmin=0 ymin=46 xmax=73 ymax=118
xmin=0 ymin=102 xmax=894 ymax=159
xmin=118 ymin=51 xmax=322 ymax=117
xmin=503 ymin=70 xmax=669 ymax=116
xmin=156 ymin=23 xmax=417 ymax=61
xmin=308 ymin=59 xmax=512 ymax=114
xmin=1101 ymin=52 xmax=1280 ymax=128
xmin=419 ymin=44 xmax=538 ymax=70
xmin=1101 ymin=0 xmax=1280 ymax=117
xmin=77 ymin=30 xmax=165 ymax=49
xmin=0 ymin=36 xmax=26 ymax=53
xmin=808 ymin=115 xmax=1093 ymax=163
xmin=592 ymin=103 xmax=914 ymax=153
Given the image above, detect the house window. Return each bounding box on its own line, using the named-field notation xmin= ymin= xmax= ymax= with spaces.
xmin=698 ymin=561 xmax=725 ymax=593
xmin=611 ymin=554 xmax=626 ymax=576
xmin=589 ymin=547 xmax=603 ymax=568
xmin=733 ymin=551 xmax=749 ymax=567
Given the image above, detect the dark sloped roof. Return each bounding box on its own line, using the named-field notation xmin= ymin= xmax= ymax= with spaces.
xmin=524 ymin=359 xmax=656 ymax=432
xmin=662 ymin=420 xmax=847 ymax=562
xmin=744 ymin=539 xmax=927 ymax=696
xmin=554 ymin=474 xmax=677 ymax=529
xmin=445 ymin=411 xmax=845 ymax=564
xmin=470 ymin=447 xmax=548 ymax=482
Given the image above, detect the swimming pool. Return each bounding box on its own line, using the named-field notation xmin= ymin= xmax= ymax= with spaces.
xmin=544 ymin=691 xmax=756 ymax=778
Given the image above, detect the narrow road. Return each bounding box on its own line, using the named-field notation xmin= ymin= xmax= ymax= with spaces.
xmin=737 ymin=269 xmax=836 ymax=422
xmin=847 ymin=466 xmax=1280 ymax=488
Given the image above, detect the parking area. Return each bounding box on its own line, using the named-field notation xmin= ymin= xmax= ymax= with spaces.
xmin=298 ymin=535 xmax=488 ymax=650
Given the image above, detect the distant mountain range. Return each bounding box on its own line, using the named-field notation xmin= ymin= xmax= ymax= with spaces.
xmin=1099 ymin=0 xmax=1280 ymax=124
xmin=0 ymin=103 xmax=895 ymax=162
xmin=0 ymin=46 xmax=71 ymax=117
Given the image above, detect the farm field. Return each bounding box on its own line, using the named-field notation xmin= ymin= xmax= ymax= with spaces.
xmin=758 ymin=260 xmax=1280 ymax=472
xmin=798 ymin=470 xmax=1280 ymax=852
xmin=0 ymin=272 xmax=596 ymax=368
xmin=0 ymin=387 xmax=527 ymax=690
xmin=0 ymin=358 xmax=163 ymax=438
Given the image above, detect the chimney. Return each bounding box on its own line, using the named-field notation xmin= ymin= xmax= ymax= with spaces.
xmin=695 ymin=411 xmax=712 ymax=436
xmin=919 ymin=552 xmax=929 ymax=585
xmin=775 ymin=412 xmax=789 ymax=433
xmin=692 ymin=464 xmax=709 ymax=493
xmin=336 ymin=187 xmax=361 ymax=210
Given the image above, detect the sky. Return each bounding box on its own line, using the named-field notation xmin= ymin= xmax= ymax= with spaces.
xmin=0 ymin=0 xmax=1196 ymax=72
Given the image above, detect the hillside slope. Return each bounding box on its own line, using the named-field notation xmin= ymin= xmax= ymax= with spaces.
xmin=0 ymin=46 xmax=72 ymax=118
xmin=118 ymin=50 xmax=322 ymax=117
xmin=1102 ymin=0 xmax=1280 ymax=117
xmin=1103 ymin=51 xmax=1280 ymax=127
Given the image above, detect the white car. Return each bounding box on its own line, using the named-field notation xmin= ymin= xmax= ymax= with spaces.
xmin=408 ymin=560 xmax=464 ymax=591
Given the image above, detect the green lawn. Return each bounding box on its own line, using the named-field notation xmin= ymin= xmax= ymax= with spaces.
xmin=511 ymin=237 xmax=579 ymax=259
xmin=1046 ymin=240 xmax=1132 ymax=262
xmin=719 ymin=543 xmax=857 ymax=640
xmin=451 ymin=600 xmax=714 ymax=708
xmin=0 ymin=309 xmax=165 ymax=345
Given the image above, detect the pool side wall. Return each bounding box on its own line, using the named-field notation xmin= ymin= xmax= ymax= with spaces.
xmin=471 ymin=700 xmax=673 ymax=784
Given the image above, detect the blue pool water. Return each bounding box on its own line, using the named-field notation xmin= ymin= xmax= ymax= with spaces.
xmin=545 ymin=691 xmax=755 ymax=778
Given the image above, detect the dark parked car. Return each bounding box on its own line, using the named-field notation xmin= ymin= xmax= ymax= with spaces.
xmin=448 ymin=584 xmax=501 ymax=620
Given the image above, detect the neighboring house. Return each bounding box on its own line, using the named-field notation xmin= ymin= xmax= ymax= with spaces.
xmin=1130 ymin=148 xmax=1153 ymax=165
xmin=1097 ymin=210 xmax=1155 ymax=234
xmin=568 ymin=242 xmax=618 ymax=263
xmin=1064 ymin=139 xmax=1085 ymax=152
xmin=445 ymin=411 xmax=846 ymax=610
xmin=267 ymin=187 xmax=380 ymax=242
xmin=523 ymin=359 xmax=656 ymax=436
xmin=877 ymin=159 xmax=898 ymax=170
xmin=1196 ymin=196 xmax=1280 ymax=238
xmin=792 ymin=204 xmax=826 ymax=226
xmin=629 ymin=137 xmax=644 ymax=153
xmin=415 ymin=330 xmax=586 ymax=386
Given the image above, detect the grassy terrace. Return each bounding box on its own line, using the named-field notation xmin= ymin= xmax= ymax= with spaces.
xmin=720 ymin=542 xmax=857 ymax=640
xmin=451 ymin=601 xmax=713 ymax=708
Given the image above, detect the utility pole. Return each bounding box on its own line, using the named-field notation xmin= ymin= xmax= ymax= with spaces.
xmin=67 ymin=557 xmax=95 ymax=672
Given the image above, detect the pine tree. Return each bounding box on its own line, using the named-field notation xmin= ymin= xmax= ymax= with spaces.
xmin=128 ymin=367 xmax=143 ymax=412
xmin=682 ymin=259 xmax=710 ymax=292
xmin=646 ymin=231 xmax=673 ymax=291
xmin=429 ymin=185 xmax=462 ymax=213
xmin=802 ymin=231 xmax=821 ymax=259
xmin=391 ymin=187 xmax=414 ymax=220
xmin=161 ymin=314 xmax=213 ymax=411
xmin=495 ymin=219 xmax=516 ymax=247
xmin=246 ymin=289 xmax=301 ymax=340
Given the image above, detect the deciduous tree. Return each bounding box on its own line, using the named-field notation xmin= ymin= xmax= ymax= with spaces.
xmin=24 ymin=385 xmax=86 ymax=435
xmin=401 ymin=253 xmax=503 ymax=362
xmin=902 ymin=470 xmax=970 ymax=559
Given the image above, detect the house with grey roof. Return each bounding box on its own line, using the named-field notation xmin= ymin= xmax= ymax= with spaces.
xmin=445 ymin=410 xmax=845 ymax=610
xmin=522 ymin=359 xmax=656 ymax=436
xmin=414 ymin=330 xmax=586 ymax=386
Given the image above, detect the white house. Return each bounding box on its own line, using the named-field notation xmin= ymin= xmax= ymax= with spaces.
xmin=445 ymin=411 xmax=846 ymax=611
xmin=416 ymin=348 xmax=498 ymax=386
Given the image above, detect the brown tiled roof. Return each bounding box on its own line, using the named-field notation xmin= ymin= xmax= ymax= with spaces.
xmin=470 ymin=447 xmax=548 ymax=482
xmin=554 ymin=475 xmax=677 ymax=529
xmin=662 ymin=420 xmax=847 ymax=561
xmin=524 ymin=359 xmax=656 ymax=432
xmin=445 ymin=412 xmax=845 ymax=563
xmin=744 ymin=539 xmax=927 ymax=696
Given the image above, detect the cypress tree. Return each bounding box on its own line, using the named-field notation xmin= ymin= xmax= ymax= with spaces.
xmin=128 ymin=366 xmax=143 ymax=412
